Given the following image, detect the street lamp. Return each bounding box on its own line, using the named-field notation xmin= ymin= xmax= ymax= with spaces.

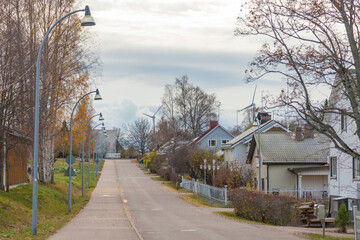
xmin=201 ymin=159 xmax=207 ymax=184
xmin=92 ymin=128 xmax=106 ymax=179
xmin=68 ymin=89 xmax=102 ymax=212
xmin=80 ymin=113 xmax=104 ymax=198
xmin=238 ymin=102 xmax=262 ymax=191
xmin=93 ymin=130 xmax=107 ymax=177
xmin=97 ymin=132 xmax=108 ymax=175
xmin=32 ymin=5 xmax=95 ymax=234
xmin=88 ymin=123 xmax=104 ymax=187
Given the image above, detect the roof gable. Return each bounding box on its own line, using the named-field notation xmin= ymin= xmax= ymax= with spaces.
xmin=192 ymin=124 xmax=233 ymax=145
xmin=227 ymin=120 xmax=289 ymax=148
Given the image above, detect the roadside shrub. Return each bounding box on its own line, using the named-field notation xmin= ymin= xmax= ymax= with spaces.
xmin=334 ymin=202 xmax=351 ymax=233
xmin=229 ymin=189 xmax=300 ymax=226
xmin=215 ymin=163 xmax=255 ymax=189
xmin=157 ymin=168 xmax=170 ymax=181
xmin=167 ymin=145 xmax=192 ymax=174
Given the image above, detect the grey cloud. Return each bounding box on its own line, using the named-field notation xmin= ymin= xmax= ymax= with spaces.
xmin=96 ymin=99 xmax=138 ymax=128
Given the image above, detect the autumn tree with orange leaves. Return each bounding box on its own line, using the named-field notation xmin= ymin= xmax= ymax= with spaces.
xmin=0 ymin=0 xmax=99 ymax=188
xmin=236 ymin=0 xmax=360 ymax=159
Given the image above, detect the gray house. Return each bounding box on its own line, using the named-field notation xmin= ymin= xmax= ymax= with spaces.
xmin=191 ymin=121 xmax=234 ymax=152
xmin=222 ymin=116 xmax=289 ymax=165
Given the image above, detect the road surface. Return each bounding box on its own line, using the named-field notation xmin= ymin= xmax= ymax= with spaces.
xmin=115 ymin=159 xmax=303 ymax=240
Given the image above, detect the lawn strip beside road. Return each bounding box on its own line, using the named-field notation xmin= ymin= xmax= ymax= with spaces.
xmin=0 ymin=158 xmax=103 ymax=240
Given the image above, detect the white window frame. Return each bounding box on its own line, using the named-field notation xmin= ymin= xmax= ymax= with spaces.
xmin=330 ymin=156 xmax=337 ymax=178
xmin=208 ymin=139 xmax=217 ymax=147
xmin=353 ymin=157 xmax=360 ymax=179
xmin=341 ymin=110 xmax=347 ymax=132
xmin=221 ymin=139 xmax=229 ymax=144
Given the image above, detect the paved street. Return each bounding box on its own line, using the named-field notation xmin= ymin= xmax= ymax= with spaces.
xmin=49 ymin=160 xmax=140 ymax=240
xmin=50 ymin=159 xmax=309 ymax=240
xmin=115 ymin=159 xmax=304 ymax=240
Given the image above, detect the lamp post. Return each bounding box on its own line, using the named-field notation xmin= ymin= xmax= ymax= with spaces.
xmin=201 ymin=159 xmax=207 ymax=184
xmin=93 ymin=130 xmax=107 ymax=177
xmin=80 ymin=113 xmax=104 ymax=198
xmin=62 ymin=143 xmax=65 ymax=166
xmin=212 ymin=159 xmax=216 ymax=186
xmin=92 ymin=128 xmax=106 ymax=180
xmin=68 ymin=89 xmax=102 ymax=213
xmin=97 ymin=133 xmax=107 ymax=175
xmin=32 ymin=6 xmax=95 ymax=234
xmin=238 ymin=103 xmax=262 ymax=191
xmin=88 ymin=123 xmax=104 ymax=187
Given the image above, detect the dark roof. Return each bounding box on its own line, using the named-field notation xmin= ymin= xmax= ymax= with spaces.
xmin=247 ymin=132 xmax=330 ymax=164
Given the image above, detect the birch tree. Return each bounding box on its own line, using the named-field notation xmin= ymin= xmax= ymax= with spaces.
xmin=236 ymin=0 xmax=360 ymax=159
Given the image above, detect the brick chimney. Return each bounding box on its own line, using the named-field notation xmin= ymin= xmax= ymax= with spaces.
xmin=209 ymin=121 xmax=218 ymax=129
xmin=304 ymin=124 xmax=314 ymax=139
xmin=257 ymin=112 xmax=272 ymax=124
xmin=295 ymin=127 xmax=303 ymax=141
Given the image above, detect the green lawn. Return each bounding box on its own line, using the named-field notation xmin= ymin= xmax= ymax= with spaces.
xmin=215 ymin=211 xmax=272 ymax=226
xmin=305 ymin=233 xmax=354 ymax=240
xmin=0 ymin=158 xmax=103 ymax=240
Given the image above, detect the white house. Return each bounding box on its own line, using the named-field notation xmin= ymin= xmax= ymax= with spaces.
xmin=246 ymin=129 xmax=329 ymax=198
xmin=94 ymin=130 xmax=120 ymax=158
xmin=327 ymin=73 xmax=360 ymax=216
xmin=191 ymin=121 xmax=234 ymax=152
xmin=222 ymin=114 xmax=290 ymax=165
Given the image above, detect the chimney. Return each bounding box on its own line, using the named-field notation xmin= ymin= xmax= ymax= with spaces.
xmin=209 ymin=121 xmax=218 ymax=129
xmin=304 ymin=124 xmax=314 ymax=139
xmin=295 ymin=127 xmax=303 ymax=141
xmin=257 ymin=112 xmax=272 ymax=124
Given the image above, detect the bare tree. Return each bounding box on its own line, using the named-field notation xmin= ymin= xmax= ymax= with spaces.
xmin=127 ymin=118 xmax=151 ymax=155
xmin=161 ymin=75 xmax=220 ymax=138
xmin=236 ymin=0 xmax=360 ymax=159
xmin=114 ymin=127 xmax=126 ymax=153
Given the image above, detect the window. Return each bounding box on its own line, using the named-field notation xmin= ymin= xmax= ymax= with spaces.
xmin=353 ymin=158 xmax=360 ymax=179
xmin=330 ymin=157 xmax=337 ymax=178
xmin=341 ymin=110 xmax=347 ymax=131
xmin=221 ymin=139 xmax=229 ymax=144
xmin=208 ymin=139 xmax=216 ymax=147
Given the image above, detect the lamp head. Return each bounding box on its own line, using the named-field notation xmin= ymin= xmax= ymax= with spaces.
xmin=94 ymin=89 xmax=102 ymax=100
xmin=99 ymin=113 xmax=104 ymax=121
xmin=81 ymin=5 xmax=96 ymax=26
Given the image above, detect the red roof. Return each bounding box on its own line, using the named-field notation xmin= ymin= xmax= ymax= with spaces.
xmin=192 ymin=121 xmax=218 ymax=145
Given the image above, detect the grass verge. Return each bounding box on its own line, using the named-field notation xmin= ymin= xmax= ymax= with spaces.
xmin=0 ymin=158 xmax=103 ymax=240
xmin=151 ymin=176 xmax=166 ymax=181
xmin=163 ymin=181 xmax=191 ymax=193
xmin=304 ymin=233 xmax=354 ymax=240
xmin=215 ymin=211 xmax=271 ymax=226
xmin=179 ymin=194 xmax=215 ymax=208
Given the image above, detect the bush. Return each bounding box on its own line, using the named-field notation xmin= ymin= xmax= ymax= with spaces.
xmin=334 ymin=202 xmax=351 ymax=233
xmin=142 ymin=151 xmax=163 ymax=173
xmin=215 ymin=163 xmax=255 ymax=189
xmin=229 ymin=189 xmax=300 ymax=226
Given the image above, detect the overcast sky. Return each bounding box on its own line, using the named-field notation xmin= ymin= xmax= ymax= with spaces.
xmin=87 ymin=0 xmax=289 ymax=130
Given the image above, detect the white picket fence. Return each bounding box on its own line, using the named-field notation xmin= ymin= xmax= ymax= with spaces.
xmin=269 ymin=189 xmax=328 ymax=200
xmin=180 ymin=177 xmax=228 ymax=206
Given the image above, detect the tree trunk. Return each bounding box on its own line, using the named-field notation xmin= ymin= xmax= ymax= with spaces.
xmin=39 ymin=134 xmax=54 ymax=183
xmin=5 ymin=146 xmax=9 ymax=192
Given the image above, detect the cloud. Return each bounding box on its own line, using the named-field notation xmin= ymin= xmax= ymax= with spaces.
xmin=95 ymin=99 xmax=138 ymax=128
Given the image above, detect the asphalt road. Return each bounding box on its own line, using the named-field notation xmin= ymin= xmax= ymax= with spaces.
xmin=115 ymin=159 xmax=304 ymax=240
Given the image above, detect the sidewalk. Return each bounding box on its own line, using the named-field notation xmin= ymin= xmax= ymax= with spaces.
xmin=49 ymin=160 xmax=140 ymax=240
